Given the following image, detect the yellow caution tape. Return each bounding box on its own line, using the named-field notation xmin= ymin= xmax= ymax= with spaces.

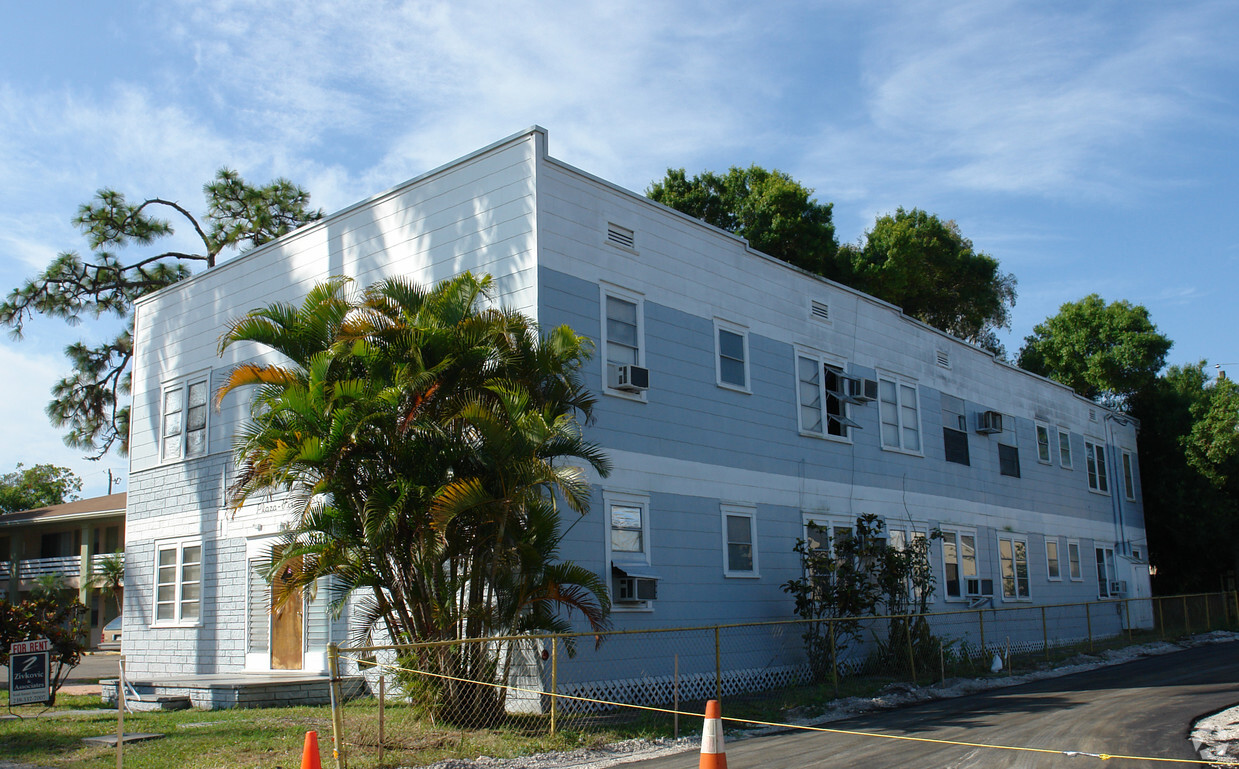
xmin=339 ymin=654 xmax=1234 ymax=766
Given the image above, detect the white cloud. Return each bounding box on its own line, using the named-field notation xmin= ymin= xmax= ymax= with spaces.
xmin=803 ymin=1 xmax=1239 ymax=203
xmin=0 ymin=342 xmax=127 ymax=499
xmin=156 ymin=0 xmax=778 ymax=191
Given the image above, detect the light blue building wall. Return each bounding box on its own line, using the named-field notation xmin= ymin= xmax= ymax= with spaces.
xmin=121 ymin=127 xmax=1147 ymax=687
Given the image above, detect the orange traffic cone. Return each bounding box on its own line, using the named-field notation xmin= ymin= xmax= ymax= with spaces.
xmin=699 ymin=699 xmax=727 ymax=768
xmin=301 ymin=730 xmax=322 ymax=769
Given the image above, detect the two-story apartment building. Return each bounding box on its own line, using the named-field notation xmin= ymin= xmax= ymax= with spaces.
xmin=1 ymin=493 xmax=125 ymax=647
xmin=120 ymin=127 xmax=1149 ymax=687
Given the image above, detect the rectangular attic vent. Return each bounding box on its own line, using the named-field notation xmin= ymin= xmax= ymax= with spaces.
xmin=810 ymin=301 xmax=830 ymax=322
xmin=936 ymin=349 xmax=950 ymax=368
xmin=607 ymin=223 xmax=635 ymax=250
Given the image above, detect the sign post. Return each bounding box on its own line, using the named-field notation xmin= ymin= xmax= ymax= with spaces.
xmin=8 ymin=638 xmax=51 ymax=706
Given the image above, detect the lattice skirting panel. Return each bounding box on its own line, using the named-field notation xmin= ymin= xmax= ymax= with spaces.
xmin=554 ymin=663 xmax=810 ymax=715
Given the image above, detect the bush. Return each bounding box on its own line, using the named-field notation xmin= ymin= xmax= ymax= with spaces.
xmin=0 ymin=597 xmax=88 ymax=704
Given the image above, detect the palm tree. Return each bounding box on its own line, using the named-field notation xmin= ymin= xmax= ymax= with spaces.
xmin=89 ymin=553 xmax=125 ymax=618
xmin=216 ymin=273 xmax=611 ymax=724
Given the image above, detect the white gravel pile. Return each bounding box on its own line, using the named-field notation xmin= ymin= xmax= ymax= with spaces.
xmin=415 ymin=630 xmax=1239 ymax=769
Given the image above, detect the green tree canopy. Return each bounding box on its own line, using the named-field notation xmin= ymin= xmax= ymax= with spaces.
xmin=1017 ymin=294 xmax=1172 ymax=406
xmin=1 ymin=170 xmax=324 ymax=457
xmin=842 ymin=208 xmax=1017 ymax=354
xmin=647 ymin=166 xmax=841 ymax=278
xmin=648 ymin=171 xmax=1017 ymax=354
xmin=216 ymin=273 xmax=611 ymax=725
xmin=0 ymin=463 xmax=82 ymax=514
xmin=1129 ymin=363 xmax=1239 ymax=592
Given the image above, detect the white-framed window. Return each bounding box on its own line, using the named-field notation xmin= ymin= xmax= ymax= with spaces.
xmin=1067 ymin=540 xmax=1083 ymax=580
xmin=1096 ymin=546 xmax=1117 ymax=598
xmin=997 ymin=534 xmax=1031 ymax=600
xmin=997 ymin=415 xmax=1020 ymax=478
xmin=161 ymin=374 xmax=210 ymax=461
xmin=1058 ymin=428 xmax=1073 ymax=469
xmin=1035 ymin=423 xmax=1052 ymax=464
xmin=803 ymin=516 xmax=858 ymax=585
xmin=605 ymin=490 xmax=656 ymax=610
xmin=601 ymin=286 xmax=645 ymax=399
xmin=1045 ymin=537 xmax=1062 ymax=581
xmin=796 ymin=350 xmax=854 ymax=440
xmin=941 ymin=394 xmax=970 ymax=466
xmin=714 ymin=320 xmax=750 ymax=392
xmin=1122 ymin=451 xmax=1137 ymax=501
xmin=941 ymin=528 xmax=978 ymax=600
xmin=1085 ymin=439 xmax=1109 ymax=493
xmin=887 ymin=524 xmax=930 ymax=598
xmin=154 ymin=538 xmax=202 ymax=626
xmin=878 ymin=375 xmax=921 ymax=453
xmin=721 ymin=504 xmax=758 ymax=577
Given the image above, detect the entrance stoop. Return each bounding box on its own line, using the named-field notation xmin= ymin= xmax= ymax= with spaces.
xmin=100 ymin=672 xmax=366 ymax=710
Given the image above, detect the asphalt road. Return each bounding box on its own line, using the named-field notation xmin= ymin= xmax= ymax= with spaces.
xmin=630 ymin=641 xmax=1239 ymax=769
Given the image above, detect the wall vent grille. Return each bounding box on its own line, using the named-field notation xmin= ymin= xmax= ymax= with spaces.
xmin=607 ymin=223 xmax=635 ymax=250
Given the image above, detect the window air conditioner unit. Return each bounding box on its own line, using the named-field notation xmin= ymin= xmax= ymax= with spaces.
xmin=846 ymin=377 xmax=879 ymax=403
xmin=965 ymin=577 xmax=994 ymax=597
xmin=1109 ymin=580 xmax=1127 ymax=597
xmin=615 ymin=576 xmax=658 ymax=602
xmin=609 ymin=364 xmax=650 ymax=392
xmin=976 ymin=410 xmax=1003 ymax=434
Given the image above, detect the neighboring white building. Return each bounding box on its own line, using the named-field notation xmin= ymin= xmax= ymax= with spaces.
xmin=121 ymin=127 xmax=1149 ymax=684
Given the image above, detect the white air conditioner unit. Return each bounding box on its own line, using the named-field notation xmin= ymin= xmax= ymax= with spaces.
xmin=965 ymin=577 xmax=994 ymax=597
xmin=1109 ymin=580 xmax=1128 ymax=597
xmin=846 ymin=377 xmax=879 ymax=403
xmin=976 ymin=410 xmax=1003 ymax=434
xmin=615 ymin=576 xmax=658 ymax=602
xmin=609 ymin=364 xmax=649 ymax=392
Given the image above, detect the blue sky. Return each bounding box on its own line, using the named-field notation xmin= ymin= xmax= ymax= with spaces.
xmin=2 ymin=1 xmax=1237 ymax=497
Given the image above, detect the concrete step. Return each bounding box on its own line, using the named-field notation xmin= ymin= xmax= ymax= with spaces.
xmin=126 ymin=696 xmax=191 ymax=712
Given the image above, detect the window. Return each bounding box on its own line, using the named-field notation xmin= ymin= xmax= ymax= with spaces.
xmin=722 ymin=504 xmax=758 ymax=577
xmin=887 ymin=526 xmax=930 ymax=598
xmin=997 ymin=416 xmax=1019 ymax=478
xmin=941 ymin=530 xmax=978 ymax=599
xmin=1045 ymin=538 xmax=1062 ymax=580
xmin=878 ymin=376 xmax=921 ymax=452
xmin=997 ymin=535 xmax=1030 ymax=600
xmin=1096 ymin=547 xmax=1117 ymax=598
xmin=1122 ymin=451 xmax=1137 ymax=501
xmin=805 ymin=519 xmax=856 ymax=584
xmin=1067 ymin=540 xmax=1083 ymax=580
xmin=611 ymin=504 xmax=645 ymax=556
xmin=1085 ymin=439 xmax=1108 ymax=493
xmin=797 ymin=352 xmax=853 ymax=439
xmin=1058 ymin=429 xmax=1073 ymax=469
xmin=154 ymin=539 xmax=202 ymax=625
xmin=606 ymin=492 xmax=656 ymax=609
xmin=1035 ymin=423 xmax=1051 ymax=464
xmin=941 ymin=394 xmax=970 ymax=466
xmin=162 ymin=376 xmax=209 ymax=461
xmin=715 ymin=321 xmax=749 ymax=391
xmin=602 ymin=288 xmax=644 ymax=396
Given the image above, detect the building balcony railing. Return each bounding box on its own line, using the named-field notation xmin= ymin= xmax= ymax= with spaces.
xmin=18 ymin=555 xmax=82 ymax=578
xmin=0 ymin=552 xmax=124 ymax=582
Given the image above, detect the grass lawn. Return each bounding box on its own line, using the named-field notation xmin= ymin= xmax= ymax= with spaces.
xmin=0 ymin=627 xmax=1222 ymax=768
xmin=0 ymin=691 xmax=664 ymax=769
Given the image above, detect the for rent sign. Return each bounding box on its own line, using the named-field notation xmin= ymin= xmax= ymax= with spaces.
xmin=8 ymin=638 xmax=51 ymax=705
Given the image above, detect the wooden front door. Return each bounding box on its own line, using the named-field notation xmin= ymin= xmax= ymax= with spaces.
xmin=270 ymin=555 xmax=303 ymax=670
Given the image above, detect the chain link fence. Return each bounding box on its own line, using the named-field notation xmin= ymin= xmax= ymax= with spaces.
xmin=324 ymin=591 xmax=1238 ymax=768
